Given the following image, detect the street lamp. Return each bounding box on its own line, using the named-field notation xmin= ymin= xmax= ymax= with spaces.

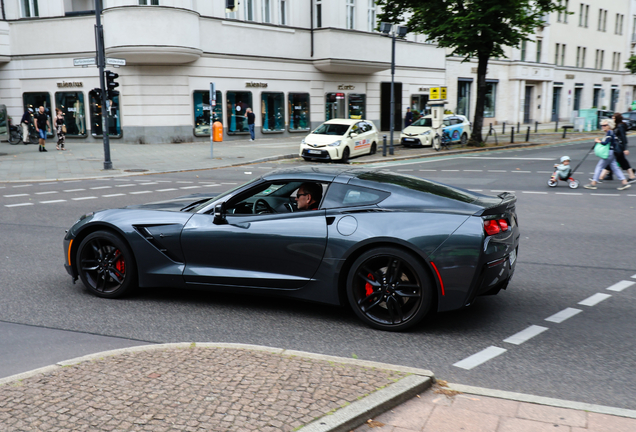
xmin=380 ymin=23 xmax=408 ymax=155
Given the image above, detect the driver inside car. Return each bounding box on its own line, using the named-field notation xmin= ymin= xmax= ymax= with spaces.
xmin=295 ymin=182 xmax=322 ymax=211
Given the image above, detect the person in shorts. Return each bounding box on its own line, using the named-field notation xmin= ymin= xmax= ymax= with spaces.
xmin=34 ymin=106 xmax=50 ymax=152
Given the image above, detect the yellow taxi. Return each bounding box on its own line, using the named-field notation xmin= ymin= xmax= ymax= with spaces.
xmin=299 ymin=119 xmax=379 ymax=162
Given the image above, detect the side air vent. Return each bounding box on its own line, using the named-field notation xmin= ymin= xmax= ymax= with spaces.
xmin=134 ymin=224 xmax=185 ymax=263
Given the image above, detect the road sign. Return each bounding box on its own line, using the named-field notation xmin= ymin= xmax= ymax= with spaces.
xmin=106 ymin=57 xmax=126 ymax=66
xmin=429 ymin=86 xmax=448 ymax=100
xmin=73 ymin=57 xmax=96 ymax=67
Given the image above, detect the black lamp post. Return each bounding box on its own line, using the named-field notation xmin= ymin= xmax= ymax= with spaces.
xmin=380 ymin=23 xmax=408 ymax=155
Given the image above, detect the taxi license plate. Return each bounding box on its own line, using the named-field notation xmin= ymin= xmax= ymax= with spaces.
xmin=404 ymin=138 xmax=417 ymax=142
xmin=509 ymin=249 xmax=517 ymax=266
xmin=308 ymin=150 xmax=321 ymax=154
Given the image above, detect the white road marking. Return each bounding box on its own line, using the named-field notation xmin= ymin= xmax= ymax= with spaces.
xmin=64 ymin=189 xmax=85 ymax=192
xmin=202 ymin=184 xmax=220 ymax=187
xmin=441 ymin=169 xmax=460 ymax=172
xmin=468 ymin=189 xmax=483 ymax=192
xmin=397 ymin=169 xmax=414 ymax=172
xmin=157 ymin=188 xmax=178 ymax=192
xmin=179 ymin=186 xmax=201 ymax=190
xmin=35 ymin=191 xmax=58 ymax=195
xmin=503 ymin=325 xmax=549 ymax=345
xmin=453 ymin=346 xmax=507 ymax=370
xmin=139 ymin=182 xmax=159 ymax=185
xmin=115 ymin=184 xmax=135 ymax=187
xmin=102 ymin=194 xmax=125 ymax=198
xmin=545 ymin=308 xmax=583 ymax=323
xmin=490 ymin=190 xmax=515 ymax=193
xmin=244 ymin=172 xmax=252 ymax=174
xmin=488 ymin=170 xmax=507 ymax=172
xmin=63 ymin=180 xmax=81 ymax=183
xmin=537 ymin=171 xmax=555 ymax=174
xmin=512 ymin=171 xmax=532 ymax=173
xmin=463 ymin=170 xmax=483 ymax=172
xmin=419 ymin=169 xmax=437 ymax=171
xmin=39 ymin=182 xmax=57 ymax=185
xmin=555 ymin=192 xmax=582 ymax=195
xmin=176 ymin=181 xmax=194 ymax=184
xmin=40 ymin=199 xmax=66 ymax=204
xmin=221 ymin=182 xmax=238 ymax=185
xmin=522 ymin=191 xmax=548 ymax=194
xmin=632 ymin=274 xmax=636 ymax=279
xmin=90 ymin=186 xmax=112 ymax=190
xmin=12 ymin=184 xmax=32 ymax=188
xmin=5 ymin=203 xmax=33 ymax=207
xmin=4 ymin=194 xmax=29 ymax=198
xmin=460 ymin=157 xmax=555 ymax=160
xmin=129 ymin=191 xmax=152 ymax=195
xmin=72 ymin=196 xmax=97 ymax=201
xmin=590 ymin=193 xmax=620 ymax=197
xmin=578 ymin=293 xmax=612 ymax=306
xmin=606 ymin=280 xmax=636 ymax=292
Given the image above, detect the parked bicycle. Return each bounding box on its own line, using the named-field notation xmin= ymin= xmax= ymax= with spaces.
xmin=8 ymin=122 xmax=39 ymax=145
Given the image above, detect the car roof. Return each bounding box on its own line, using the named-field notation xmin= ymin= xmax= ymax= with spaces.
xmin=324 ymin=119 xmax=366 ymax=125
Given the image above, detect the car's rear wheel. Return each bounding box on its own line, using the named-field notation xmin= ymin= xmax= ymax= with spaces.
xmin=346 ymin=247 xmax=432 ymax=331
xmin=460 ymin=133 xmax=468 ymax=145
xmin=341 ymin=147 xmax=350 ymax=163
xmin=76 ymin=230 xmax=137 ymax=299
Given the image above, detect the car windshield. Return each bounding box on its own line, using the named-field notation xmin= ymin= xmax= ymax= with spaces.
xmin=357 ymin=171 xmax=477 ymax=204
xmin=312 ymin=123 xmax=350 ymax=135
xmin=411 ymin=117 xmax=432 ymax=127
xmin=188 ymin=179 xmax=253 ymax=213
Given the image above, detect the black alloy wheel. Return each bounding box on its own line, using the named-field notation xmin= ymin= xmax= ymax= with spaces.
xmin=76 ymin=231 xmax=137 ymax=299
xmin=346 ymin=247 xmax=432 ymax=331
xmin=460 ymin=133 xmax=468 ymax=145
xmin=370 ymin=142 xmax=377 ymax=155
xmin=341 ymin=147 xmax=350 ymax=163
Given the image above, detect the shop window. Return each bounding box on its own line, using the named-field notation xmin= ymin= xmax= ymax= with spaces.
xmin=456 ymin=81 xmax=471 ymax=117
xmin=348 ymin=94 xmax=366 ymax=119
xmin=55 ymin=92 xmax=87 ymax=137
xmin=410 ymin=94 xmax=430 ymax=118
xmin=261 ymin=92 xmax=285 ymax=133
xmin=23 ymin=92 xmax=53 ymax=138
xmin=325 ymin=93 xmax=345 ymax=121
xmin=193 ymin=90 xmax=222 ymax=136
xmin=484 ymin=82 xmax=497 ymax=118
xmin=88 ymin=90 xmax=122 ymax=137
xmin=288 ymin=93 xmax=310 ymax=132
xmin=227 ymin=91 xmax=253 ymax=134
xmin=21 ymin=0 xmax=38 ymax=17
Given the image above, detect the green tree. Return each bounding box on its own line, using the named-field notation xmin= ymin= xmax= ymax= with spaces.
xmin=625 ymin=55 xmax=636 ymax=74
xmin=376 ymin=0 xmax=565 ymax=144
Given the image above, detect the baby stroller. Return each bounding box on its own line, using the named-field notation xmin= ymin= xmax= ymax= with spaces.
xmin=547 ymin=155 xmax=579 ymax=188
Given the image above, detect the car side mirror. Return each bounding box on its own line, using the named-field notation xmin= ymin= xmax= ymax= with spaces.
xmin=213 ymin=203 xmax=227 ymax=224
xmin=350 ymin=132 xmax=358 ymax=138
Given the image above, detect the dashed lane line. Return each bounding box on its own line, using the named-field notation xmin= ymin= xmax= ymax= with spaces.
xmin=606 ymin=280 xmax=636 ymax=292
xmin=34 ymin=191 xmax=58 ymax=195
xmin=63 ymin=189 xmax=85 ymax=192
xmin=453 ymin=346 xmax=507 ymax=370
xmin=4 ymin=194 xmax=29 ymax=198
xmin=545 ymin=308 xmax=583 ymax=323
xmin=179 ymin=186 xmax=201 ymax=190
xmin=71 ymin=196 xmax=97 ymax=201
xmin=5 ymin=203 xmax=33 ymax=207
xmin=578 ymin=293 xmax=612 ymax=306
xmin=115 ymin=184 xmax=136 ymax=188
xmin=157 ymin=188 xmax=178 ymax=192
xmin=522 ymin=191 xmax=548 ymax=194
xmin=503 ymin=325 xmax=549 ymax=345
xmin=555 ymin=192 xmax=583 ymax=195
xmin=90 ymin=186 xmax=112 ymax=190
xmin=41 ymin=199 xmax=67 ymax=204
xmin=102 ymin=194 xmax=126 ymax=198
xmin=129 ymin=191 xmax=152 ymax=195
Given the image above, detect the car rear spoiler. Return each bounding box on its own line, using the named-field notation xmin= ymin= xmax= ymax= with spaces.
xmin=475 ymin=192 xmax=517 ymax=216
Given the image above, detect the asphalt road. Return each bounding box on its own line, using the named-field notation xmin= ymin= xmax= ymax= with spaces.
xmin=1 ymin=139 xmax=635 ymax=411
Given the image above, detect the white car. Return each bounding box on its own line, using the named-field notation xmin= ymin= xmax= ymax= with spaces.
xmin=300 ymin=119 xmax=379 ymax=162
xmin=400 ymin=114 xmax=472 ymax=148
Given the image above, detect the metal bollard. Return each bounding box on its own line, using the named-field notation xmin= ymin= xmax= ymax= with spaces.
xmin=525 ymin=126 xmax=530 ymax=142
xmin=517 ymin=122 xmax=520 ymax=133
xmin=555 ymin=120 xmax=559 ymax=132
xmin=535 ymin=121 xmax=539 ymax=133
xmin=382 ymin=135 xmax=387 ymax=157
xmin=511 ymin=127 xmax=515 ymax=143
xmin=502 ymin=122 xmax=506 ymax=134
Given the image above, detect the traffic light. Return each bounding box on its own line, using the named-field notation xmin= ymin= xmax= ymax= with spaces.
xmin=92 ymin=88 xmax=103 ymax=101
xmin=105 ymin=70 xmax=119 ymax=100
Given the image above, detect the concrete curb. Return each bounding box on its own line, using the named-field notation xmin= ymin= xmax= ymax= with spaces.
xmin=447 ymin=383 xmax=636 ymax=420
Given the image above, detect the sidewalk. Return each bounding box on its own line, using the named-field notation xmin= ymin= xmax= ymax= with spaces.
xmin=0 ymin=130 xmax=601 ymax=183
xmin=0 ymin=343 xmax=635 ymax=432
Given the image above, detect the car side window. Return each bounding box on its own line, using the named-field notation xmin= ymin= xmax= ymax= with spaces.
xmin=351 ymin=123 xmax=362 ymax=134
xmin=443 ymin=118 xmax=451 ymax=126
xmin=322 ymin=183 xmax=390 ymax=209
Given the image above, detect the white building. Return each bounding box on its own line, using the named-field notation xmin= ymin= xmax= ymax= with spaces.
xmin=0 ymin=0 xmax=635 ymax=143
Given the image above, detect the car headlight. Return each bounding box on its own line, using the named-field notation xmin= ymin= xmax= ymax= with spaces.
xmin=420 ymin=131 xmax=431 ymax=136
xmin=328 ymin=140 xmax=342 ymax=147
xmin=301 ymin=139 xmax=306 ymax=145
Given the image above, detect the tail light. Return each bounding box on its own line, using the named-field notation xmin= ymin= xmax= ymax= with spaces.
xmin=483 ymin=218 xmax=509 ymax=236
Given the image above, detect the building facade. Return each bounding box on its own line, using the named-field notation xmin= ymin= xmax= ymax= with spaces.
xmin=1 ymin=0 xmax=636 ymax=143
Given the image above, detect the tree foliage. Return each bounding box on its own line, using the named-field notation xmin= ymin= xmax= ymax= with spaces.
xmin=626 ymin=55 xmax=636 ymax=74
xmin=376 ymin=0 xmax=565 ymax=144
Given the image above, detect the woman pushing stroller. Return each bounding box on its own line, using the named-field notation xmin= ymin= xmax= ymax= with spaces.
xmin=584 ymin=119 xmax=631 ymax=191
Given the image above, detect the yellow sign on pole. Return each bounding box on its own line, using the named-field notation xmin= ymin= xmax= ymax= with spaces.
xmin=429 ymin=87 xmax=447 ymax=100
xmin=440 ymin=86 xmax=447 ymax=100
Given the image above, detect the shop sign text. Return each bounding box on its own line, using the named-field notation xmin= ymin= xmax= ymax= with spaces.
xmin=246 ymin=81 xmax=268 ymax=88
xmin=338 ymin=85 xmax=355 ymax=90
xmin=57 ymin=81 xmax=83 ymax=88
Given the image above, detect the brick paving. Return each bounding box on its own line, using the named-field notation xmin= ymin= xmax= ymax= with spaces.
xmin=0 ymin=346 xmax=405 ymax=432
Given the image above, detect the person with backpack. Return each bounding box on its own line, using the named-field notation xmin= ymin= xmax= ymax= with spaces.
xmin=584 ymin=119 xmax=631 ymax=190
xmin=596 ymin=113 xmax=636 ymax=183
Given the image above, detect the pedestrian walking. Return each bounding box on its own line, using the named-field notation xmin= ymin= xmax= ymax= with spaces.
xmin=34 ymin=106 xmax=50 ymax=152
xmin=584 ymin=119 xmax=631 ymax=190
xmin=55 ymin=108 xmax=66 ymax=150
xmin=597 ymin=113 xmax=636 ymax=183
xmin=246 ymin=107 xmax=255 ymax=141
xmin=404 ymin=107 xmax=413 ymax=128
xmin=20 ymin=107 xmax=33 ymax=144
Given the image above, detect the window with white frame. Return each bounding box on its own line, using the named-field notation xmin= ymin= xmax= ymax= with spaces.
xmin=595 ymin=49 xmax=604 ymax=69
xmin=21 ymin=0 xmax=39 ymax=17
xmin=581 ymin=47 xmax=586 ymax=68
xmin=139 ymin=0 xmax=159 ymax=4
xmin=262 ymin=0 xmax=271 ymax=23
xmin=564 ymin=0 xmax=569 ymax=23
xmin=579 ymin=4 xmax=589 ymax=27
xmin=612 ymin=52 xmax=621 ymax=71
xmin=615 ymin=14 xmax=624 ymax=35
xmin=521 ymin=40 xmax=527 ymax=61
xmin=536 ymin=39 xmax=542 ymax=63
xmin=555 ymin=43 xmax=560 ymax=65
xmin=279 ymin=0 xmax=287 ymax=25
xmin=576 ymin=46 xmax=582 ymax=67
xmin=315 ymin=0 xmax=322 ymax=27
xmin=245 ymin=0 xmax=254 ymax=21
xmin=346 ymin=0 xmax=355 ymax=30
xmin=598 ymin=9 xmax=607 ymax=31
xmin=367 ymin=0 xmax=376 ymax=32
xmin=560 ymin=44 xmax=566 ymax=66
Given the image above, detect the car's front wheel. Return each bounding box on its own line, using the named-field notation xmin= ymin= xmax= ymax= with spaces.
xmin=341 ymin=146 xmax=350 ymax=163
xmin=346 ymin=247 xmax=432 ymax=331
xmin=76 ymin=230 xmax=137 ymax=299
xmin=370 ymin=142 xmax=377 ymax=155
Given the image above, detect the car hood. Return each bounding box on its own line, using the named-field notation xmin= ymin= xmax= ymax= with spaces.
xmin=124 ymin=193 xmax=218 ymax=212
xmin=303 ymin=134 xmax=345 ymax=145
xmin=401 ymin=125 xmax=432 ymax=136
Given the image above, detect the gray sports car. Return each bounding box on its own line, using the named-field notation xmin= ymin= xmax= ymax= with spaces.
xmin=63 ymin=167 xmax=519 ymax=331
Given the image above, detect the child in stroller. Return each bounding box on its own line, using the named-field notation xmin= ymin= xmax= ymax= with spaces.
xmin=548 ymin=156 xmax=579 ymax=188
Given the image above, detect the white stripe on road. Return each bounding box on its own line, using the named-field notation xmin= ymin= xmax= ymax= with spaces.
xmin=545 ymin=308 xmax=583 ymax=323
xmin=555 ymin=192 xmax=582 ymax=195
xmin=460 ymin=157 xmax=554 ymax=160
xmin=512 ymin=171 xmax=532 ymax=173
xmin=468 ymin=189 xmax=483 ymax=192
xmin=441 ymin=169 xmax=460 ymax=172
xmin=102 ymin=193 xmax=126 ymax=198
xmin=4 ymin=194 xmax=29 ymax=198
xmin=606 ymin=280 xmax=635 ymax=292
xmin=64 ymin=189 xmax=85 ymax=192
xmin=12 ymin=184 xmax=32 ymax=188
xmin=463 ymin=170 xmax=483 ymax=172
xmin=90 ymin=186 xmax=112 ymax=190
xmin=157 ymin=188 xmax=178 ymax=192
xmin=503 ymin=325 xmax=549 ymax=345
xmin=590 ymin=194 xmax=620 ymax=197
xmin=490 ymin=190 xmax=515 ymax=193
xmin=72 ymin=196 xmax=97 ymax=201
xmin=578 ymin=293 xmax=612 ymax=306
xmin=5 ymin=203 xmax=33 ymax=207
xmin=632 ymin=274 xmax=636 ymax=279
xmin=129 ymin=191 xmax=152 ymax=195
xmin=488 ymin=170 xmax=507 ymax=172
xmin=453 ymin=346 xmax=507 ymax=370
xmin=34 ymin=191 xmax=58 ymax=195
xmin=179 ymin=186 xmax=201 ymax=190
xmin=201 ymin=184 xmax=220 ymax=187
xmin=176 ymin=181 xmax=194 ymax=184
xmin=40 ymin=199 xmax=66 ymax=204
xmin=115 ymin=184 xmax=135 ymax=187
xmin=139 ymin=182 xmax=158 ymax=185
xmin=397 ymin=169 xmax=413 ymax=172
xmin=522 ymin=191 xmax=548 ymax=194
xmin=418 ymin=169 xmax=437 ymax=172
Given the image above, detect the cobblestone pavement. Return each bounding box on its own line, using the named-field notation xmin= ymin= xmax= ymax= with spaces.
xmin=0 ymin=346 xmax=407 ymax=432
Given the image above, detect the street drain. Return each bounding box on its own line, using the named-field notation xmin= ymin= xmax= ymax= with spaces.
xmin=124 ymin=169 xmax=149 ymax=172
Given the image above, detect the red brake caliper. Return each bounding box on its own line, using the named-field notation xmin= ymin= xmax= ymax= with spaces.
xmin=365 ymin=273 xmax=375 ymax=296
xmin=115 ymin=250 xmax=125 ymax=275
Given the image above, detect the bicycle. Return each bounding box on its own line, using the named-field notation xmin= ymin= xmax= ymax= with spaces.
xmin=8 ymin=123 xmax=39 ymax=145
xmin=433 ymin=129 xmax=452 ymax=151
